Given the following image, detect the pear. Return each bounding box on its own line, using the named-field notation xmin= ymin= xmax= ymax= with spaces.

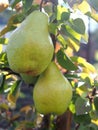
xmin=6 ymin=11 xmax=54 ymax=76
xmin=33 ymin=62 xmax=72 ymax=115
xmin=20 ymin=73 xmax=38 ymax=84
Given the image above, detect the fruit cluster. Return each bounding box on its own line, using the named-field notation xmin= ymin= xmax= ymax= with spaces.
xmin=6 ymin=10 xmax=72 ymax=115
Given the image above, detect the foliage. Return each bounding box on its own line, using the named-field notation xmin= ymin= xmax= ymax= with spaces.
xmin=0 ymin=0 xmax=98 ymax=130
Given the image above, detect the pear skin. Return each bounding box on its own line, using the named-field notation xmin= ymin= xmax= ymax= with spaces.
xmin=20 ymin=73 xmax=38 ymax=84
xmin=6 ymin=11 xmax=54 ymax=76
xmin=33 ymin=62 xmax=72 ymax=115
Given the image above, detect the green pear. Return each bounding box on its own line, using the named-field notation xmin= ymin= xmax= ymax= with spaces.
xmin=6 ymin=10 xmax=54 ymax=76
xmin=20 ymin=73 xmax=38 ymax=84
xmin=33 ymin=62 xmax=72 ymax=115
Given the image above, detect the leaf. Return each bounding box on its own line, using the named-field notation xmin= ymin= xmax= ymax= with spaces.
xmin=56 ymin=49 xmax=78 ymax=70
xmin=76 ymin=85 xmax=88 ymax=98
xmin=71 ymin=56 xmax=96 ymax=73
xmin=22 ymin=0 xmax=33 ymax=12
xmin=56 ymin=5 xmax=69 ymax=21
xmin=75 ymin=0 xmax=91 ymax=14
xmin=0 ymin=45 xmax=2 ymax=53
xmin=48 ymin=23 xmax=58 ymax=35
xmin=0 ymin=74 xmax=5 ymax=93
xmin=0 ymin=38 xmax=8 ymax=45
xmin=70 ymin=18 xmax=86 ymax=34
xmin=62 ymin=24 xmax=81 ymax=41
xmin=7 ymin=80 xmax=22 ymax=109
xmin=94 ymin=97 xmax=98 ymax=112
xmin=60 ymin=25 xmax=81 ymax=51
xmin=75 ymin=97 xmax=91 ymax=115
xmin=74 ymin=113 xmax=91 ymax=124
xmin=57 ymin=34 xmax=68 ymax=48
xmin=68 ymin=38 xmax=80 ymax=52
xmin=10 ymin=80 xmax=22 ymax=95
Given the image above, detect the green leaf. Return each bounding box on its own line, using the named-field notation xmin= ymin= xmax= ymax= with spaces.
xmin=0 ymin=52 xmax=9 ymax=68
xmin=61 ymin=24 xmax=81 ymax=42
xmin=56 ymin=49 xmax=78 ymax=70
xmin=48 ymin=23 xmax=58 ymax=35
xmin=22 ymin=0 xmax=33 ymax=12
xmin=94 ymin=97 xmax=98 ymax=112
xmin=56 ymin=5 xmax=69 ymax=21
xmin=70 ymin=18 xmax=85 ymax=34
xmin=57 ymin=34 xmax=68 ymax=48
xmin=0 ymin=38 xmax=8 ymax=45
xmin=9 ymin=80 xmax=22 ymax=96
xmin=74 ymin=113 xmax=91 ymax=124
xmin=0 ymin=74 xmax=5 ymax=93
xmin=60 ymin=25 xmax=81 ymax=51
xmin=61 ymin=12 xmax=70 ymax=22
xmin=75 ymin=97 xmax=91 ymax=115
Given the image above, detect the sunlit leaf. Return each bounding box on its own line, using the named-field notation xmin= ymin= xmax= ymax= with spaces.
xmin=74 ymin=0 xmax=91 ymax=14
xmin=71 ymin=56 xmax=96 ymax=73
xmin=56 ymin=49 xmax=78 ymax=70
xmin=68 ymin=38 xmax=80 ymax=51
xmin=91 ymin=13 xmax=98 ymax=22
xmin=76 ymin=85 xmax=88 ymax=97
xmin=0 ymin=45 xmax=2 ymax=53
xmin=9 ymin=80 xmax=22 ymax=95
xmin=64 ymin=25 xmax=82 ymax=41
xmin=57 ymin=34 xmax=68 ymax=48
xmin=56 ymin=5 xmax=69 ymax=21
xmin=7 ymin=80 xmax=22 ymax=109
xmin=0 ymin=37 xmax=8 ymax=45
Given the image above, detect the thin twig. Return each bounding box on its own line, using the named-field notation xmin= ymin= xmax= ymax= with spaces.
xmin=40 ymin=0 xmax=44 ymax=12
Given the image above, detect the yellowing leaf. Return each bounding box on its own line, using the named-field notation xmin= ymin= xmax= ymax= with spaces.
xmin=91 ymin=13 xmax=98 ymax=22
xmin=20 ymin=105 xmax=32 ymax=114
xmin=91 ymin=119 xmax=98 ymax=125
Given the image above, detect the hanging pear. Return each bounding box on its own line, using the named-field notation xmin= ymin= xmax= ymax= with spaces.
xmin=6 ymin=10 xmax=54 ymax=76
xmin=33 ymin=62 xmax=72 ymax=115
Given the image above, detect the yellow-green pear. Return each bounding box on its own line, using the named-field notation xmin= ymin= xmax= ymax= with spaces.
xmin=20 ymin=73 xmax=38 ymax=84
xmin=33 ymin=62 xmax=72 ymax=115
xmin=6 ymin=10 xmax=54 ymax=76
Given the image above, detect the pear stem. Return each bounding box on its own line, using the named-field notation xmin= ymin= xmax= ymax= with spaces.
xmin=40 ymin=0 xmax=44 ymax=12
